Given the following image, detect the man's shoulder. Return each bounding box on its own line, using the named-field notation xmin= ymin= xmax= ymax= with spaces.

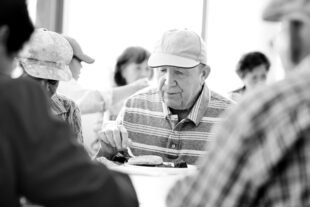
xmin=122 ymin=86 xmax=162 ymax=112
xmin=210 ymin=90 xmax=235 ymax=106
xmin=127 ymin=86 xmax=160 ymax=102
xmin=53 ymin=93 xmax=79 ymax=112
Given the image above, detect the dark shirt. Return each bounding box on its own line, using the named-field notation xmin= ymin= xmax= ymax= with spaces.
xmin=229 ymin=86 xmax=246 ymax=102
xmin=0 ymin=77 xmax=138 ymax=207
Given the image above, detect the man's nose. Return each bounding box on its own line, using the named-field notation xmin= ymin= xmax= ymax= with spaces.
xmin=165 ymin=71 xmax=176 ymax=86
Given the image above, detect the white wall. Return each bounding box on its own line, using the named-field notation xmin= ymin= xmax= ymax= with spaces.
xmin=63 ymin=0 xmax=203 ymax=90
xmin=206 ymin=0 xmax=283 ymax=94
xmin=29 ymin=0 xmax=284 ymax=94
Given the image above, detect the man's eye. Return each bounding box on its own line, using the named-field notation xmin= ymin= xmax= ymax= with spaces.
xmin=160 ymin=69 xmax=167 ymax=73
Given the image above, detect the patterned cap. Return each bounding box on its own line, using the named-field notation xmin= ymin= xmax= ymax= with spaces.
xmin=148 ymin=29 xmax=207 ymax=68
xmin=263 ymin=0 xmax=310 ymax=21
xmin=19 ymin=28 xmax=73 ymax=81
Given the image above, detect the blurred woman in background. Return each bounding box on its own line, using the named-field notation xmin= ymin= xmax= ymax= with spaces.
xmin=114 ymin=46 xmax=152 ymax=87
xmin=104 ymin=46 xmax=152 ymax=120
xmin=229 ymin=51 xmax=271 ymax=102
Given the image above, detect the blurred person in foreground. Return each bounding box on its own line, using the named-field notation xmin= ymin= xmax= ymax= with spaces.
xmin=166 ymin=0 xmax=310 ymax=206
xmin=229 ymin=51 xmax=271 ymax=102
xmin=0 ymin=0 xmax=138 ymax=206
xmin=97 ymin=29 xmax=233 ymax=165
xmin=19 ymin=28 xmax=83 ymax=144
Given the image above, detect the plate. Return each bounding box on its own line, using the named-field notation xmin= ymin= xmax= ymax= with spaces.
xmin=108 ymin=162 xmax=197 ymax=176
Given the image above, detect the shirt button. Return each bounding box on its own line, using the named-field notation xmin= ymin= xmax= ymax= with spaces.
xmin=171 ymin=144 xmax=176 ymax=149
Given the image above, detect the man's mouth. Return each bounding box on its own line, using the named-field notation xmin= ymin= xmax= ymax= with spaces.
xmin=165 ymin=92 xmax=180 ymax=96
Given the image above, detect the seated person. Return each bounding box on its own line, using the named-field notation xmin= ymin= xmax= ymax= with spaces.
xmin=229 ymin=51 xmax=271 ymax=102
xmin=166 ymin=1 xmax=310 ymax=206
xmin=97 ymin=29 xmax=233 ymax=165
xmin=0 ymin=0 xmax=138 ymax=206
xmin=105 ymin=46 xmax=152 ymax=120
xmin=18 ymin=28 xmax=83 ymax=143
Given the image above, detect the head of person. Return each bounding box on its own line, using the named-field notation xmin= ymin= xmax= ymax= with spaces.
xmin=19 ymin=28 xmax=73 ymax=97
xmin=0 ymin=0 xmax=34 ymax=75
xmin=63 ymin=36 xmax=95 ymax=81
xmin=114 ymin=46 xmax=152 ymax=86
xmin=263 ymin=0 xmax=310 ymax=71
xmin=236 ymin=51 xmax=270 ymax=91
xmin=148 ymin=29 xmax=210 ymax=110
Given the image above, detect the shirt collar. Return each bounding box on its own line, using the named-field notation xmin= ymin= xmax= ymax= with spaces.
xmin=162 ymin=84 xmax=210 ymax=125
xmin=50 ymin=94 xmax=67 ymax=115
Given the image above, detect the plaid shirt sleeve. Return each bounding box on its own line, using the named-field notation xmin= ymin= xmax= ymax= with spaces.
xmin=166 ymin=71 xmax=310 ymax=207
xmin=68 ymin=102 xmax=84 ymax=144
xmin=166 ymin=104 xmax=255 ymax=207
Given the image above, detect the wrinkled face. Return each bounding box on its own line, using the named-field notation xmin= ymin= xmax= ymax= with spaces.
xmin=69 ymin=57 xmax=82 ymax=80
xmin=242 ymin=64 xmax=268 ymax=91
xmin=157 ymin=65 xmax=206 ymax=110
xmin=121 ymin=60 xmax=152 ymax=84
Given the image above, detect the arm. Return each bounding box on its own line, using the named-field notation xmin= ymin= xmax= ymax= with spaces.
xmin=0 ymin=79 xmax=138 ymax=207
xmin=95 ymin=99 xmax=129 ymax=159
xmin=77 ymin=78 xmax=149 ymax=115
xmin=111 ymin=78 xmax=149 ymax=106
xmin=68 ymin=100 xmax=84 ymax=144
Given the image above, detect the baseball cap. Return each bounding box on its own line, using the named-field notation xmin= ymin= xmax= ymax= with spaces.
xmin=148 ymin=29 xmax=207 ymax=68
xmin=19 ymin=28 xmax=73 ymax=81
xmin=64 ymin=35 xmax=95 ymax=64
xmin=263 ymin=0 xmax=310 ymax=22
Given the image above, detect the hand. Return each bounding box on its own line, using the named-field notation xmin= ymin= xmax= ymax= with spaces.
xmin=77 ymin=90 xmax=105 ymax=114
xmin=98 ymin=121 xmax=129 ymax=158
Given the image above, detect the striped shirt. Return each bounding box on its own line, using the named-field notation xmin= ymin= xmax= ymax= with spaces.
xmin=51 ymin=93 xmax=83 ymax=143
xmin=166 ymin=56 xmax=310 ymax=207
xmin=117 ymin=84 xmax=232 ymax=164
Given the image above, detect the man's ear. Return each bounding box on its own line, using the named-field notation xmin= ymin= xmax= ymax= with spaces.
xmin=200 ymin=64 xmax=210 ymax=82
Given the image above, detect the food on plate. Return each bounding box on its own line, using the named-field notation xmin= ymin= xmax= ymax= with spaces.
xmin=111 ymin=152 xmax=130 ymax=163
xmin=173 ymin=160 xmax=188 ymax=168
xmin=96 ymin=156 xmax=121 ymax=167
xmin=127 ymin=155 xmax=163 ymax=166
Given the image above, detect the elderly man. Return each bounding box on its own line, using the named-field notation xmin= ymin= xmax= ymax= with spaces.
xmin=98 ymin=29 xmax=232 ymax=164
xmin=166 ymin=0 xmax=310 ymax=207
xmin=0 ymin=0 xmax=138 ymax=206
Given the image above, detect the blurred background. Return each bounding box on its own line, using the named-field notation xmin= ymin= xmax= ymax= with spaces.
xmin=27 ymin=0 xmax=283 ymax=95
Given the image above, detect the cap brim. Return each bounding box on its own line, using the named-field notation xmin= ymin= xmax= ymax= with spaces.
xmin=262 ymin=8 xmax=284 ymax=22
xmin=148 ymin=53 xmax=199 ymax=68
xmin=262 ymin=0 xmax=287 ymax=22
xmin=20 ymin=59 xmax=72 ymax=81
xmin=76 ymin=53 xmax=95 ymax=64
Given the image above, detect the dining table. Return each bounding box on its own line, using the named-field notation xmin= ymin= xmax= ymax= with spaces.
xmin=108 ymin=163 xmax=197 ymax=207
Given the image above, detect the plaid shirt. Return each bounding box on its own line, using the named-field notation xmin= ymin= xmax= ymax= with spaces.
xmin=117 ymin=84 xmax=232 ymax=164
xmin=166 ymin=56 xmax=310 ymax=207
xmin=51 ymin=93 xmax=83 ymax=143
